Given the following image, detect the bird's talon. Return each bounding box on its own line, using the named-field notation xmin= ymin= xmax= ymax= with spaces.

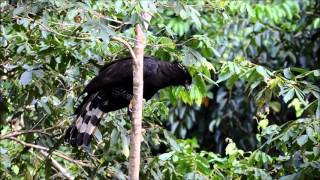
xmin=127 ymin=107 xmax=133 ymax=116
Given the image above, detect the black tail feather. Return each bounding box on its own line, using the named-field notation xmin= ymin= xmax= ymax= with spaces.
xmin=65 ymin=125 xmax=78 ymax=147
xmin=65 ymin=92 xmax=105 ymax=148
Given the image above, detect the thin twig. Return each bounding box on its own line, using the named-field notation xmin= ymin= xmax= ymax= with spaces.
xmin=8 ymin=137 xmax=92 ymax=167
xmin=111 ymin=37 xmax=137 ymax=61
xmin=38 ymin=23 xmax=90 ymax=40
xmin=15 ymin=16 xmax=155 ymax=55
xmin=90 ymin=11 xmax=129 ymax=25
xmin=30 ymin=114 xmax=49 ymax=130
xmin=0 ymin=127 xmax=54 ymax=139
xmin=39 ymin=150 xmax=73 ymax=180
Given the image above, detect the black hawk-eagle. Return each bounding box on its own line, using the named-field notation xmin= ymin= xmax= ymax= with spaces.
xmin=65 ymin=57 xmax=192 ymax=147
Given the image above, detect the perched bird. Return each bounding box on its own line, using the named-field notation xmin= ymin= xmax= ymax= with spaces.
xmin=65 ymin=57 xmax=192 ymax=147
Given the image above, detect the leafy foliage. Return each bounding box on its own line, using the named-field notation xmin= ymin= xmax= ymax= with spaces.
xmin=0 ymin=0 xmax=319 ymax=179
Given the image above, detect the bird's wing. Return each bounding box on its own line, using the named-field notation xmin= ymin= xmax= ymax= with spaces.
xmin=83 ymin=58 xmax=157 ymax=94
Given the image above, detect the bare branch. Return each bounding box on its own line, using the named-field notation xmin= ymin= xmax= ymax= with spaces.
xmin=39 ymin=150 xmax=73 ymax=180
xmin=111 ymin=37 xmax=137 ymax=61
xmin=0 ymin=128 xmax=53 ymax=140
xmin=8 ymin=137 xmax=93 ymax=167
xmin=128 ymin=12 xmax=152 ymax=180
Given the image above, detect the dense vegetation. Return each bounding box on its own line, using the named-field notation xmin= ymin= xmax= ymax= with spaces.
xmin=0 ymin=0 xmax=319 ymax=179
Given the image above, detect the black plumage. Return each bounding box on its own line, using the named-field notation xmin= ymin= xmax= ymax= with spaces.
xmin=65 ymin=57 xmax=192 ymax=147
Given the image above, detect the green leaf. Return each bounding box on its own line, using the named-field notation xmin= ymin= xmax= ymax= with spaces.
xmin=313 ymin=70 xmax=320 ymax=77
xmin=313 ymin=18 xmax=320 ymax=28
xmin=200 ymin=73 xmax=217 ymax=86
xmin=159 ymin=151 xmax=175 ymax=161
xmin=179 ymin=9 xmax=188 ymax=19
xmin=225 ymin=139 xmax=244 ymax=156
xmin=194 ymin=75 xmax=206 ymax=94
xmin=13 ymin=6 xmax=25 ymax=16
xmin=158 ymin=37 xmax=176 ymax=49
xmin=306 ymin=127 xmax=316 ymax=143
xmin=212 ymin=48 xmax=221 ymax=58
xmin=282 ymin=3 xmax=293 ymax=20
xmin=270 ymin=101 xmax=281 ymax=112
xmin=20 ymin=71 xmax=33 ymax=86
xmin=294 ymin=88 xmax=305 ymax=105
xmin=288 ymin=98 xmax=304 ymax=117
xmin=51 ymin=96 xmax=61 ymax=106
xmin=42 ymin=102 xmax=52 ymax=114
xmin=297 ymin=135 xmax=308 ymax=146
xmin=17 ymin=45 xmax=25 ymax=54
xmin=189 ymin=6 xmax=201 ymax=28
xmin=94 ymin=128 xmax=103 ymax=143
xmin=12 ymin=165 xmax=19 ymax=174
xmin=258 ymin=119 xmax=269 ymax=130
xmin=217 ymin=71 xmax=233 ymax=83
xmin=256 ymin=66 xmax=270 ymax=78
xmin=121 ymin=134 xmax=129 ymax=158
xmin=313 ymin=146 xmax=320 ymax=156
xmin=66 ymin=8 xmax=79 ymax=20
xmin=316 ymin=100 xmax=320 ymax=120
xmin=283 ymin=68 xmax=292 ymax=79
xmin=283 ymin=89 xmax=295 ymax=103
xmin=110 ymin=129 xmax=119 ymax=147
xmin=279 ymin=173 xmax=299 ymax=180
xmin=114 ymin=1 xmax=123 ymax=12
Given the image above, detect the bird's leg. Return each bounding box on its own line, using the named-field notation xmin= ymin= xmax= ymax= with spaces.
xmin=111 ymin=89 xmax=132 ymax=117
xmin=127 ymin=98 xmax=146 ymax=117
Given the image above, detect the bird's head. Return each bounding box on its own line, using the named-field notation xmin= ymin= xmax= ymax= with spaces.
xmin=173 ymin=61 xmax=192 ymax=90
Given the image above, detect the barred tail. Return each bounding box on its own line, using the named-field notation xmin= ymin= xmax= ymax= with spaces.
xmin=65 ymin=93 xmax=105 ymax=147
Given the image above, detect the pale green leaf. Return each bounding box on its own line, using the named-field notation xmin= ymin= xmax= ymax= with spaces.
xmin=20 ymin=71 xmax=32 ymax=86
xmin=256 ymin=66 xmax=270 ymax=78
xmin=283 ymin=89 xmax=295 ymax=103
xmin=159 ymin=151 xmax=175 ymax=161
xmin=12 ymin=165 xmax=19 ymax=174
xmin=297 ymin=135 xmax=308 ymax=146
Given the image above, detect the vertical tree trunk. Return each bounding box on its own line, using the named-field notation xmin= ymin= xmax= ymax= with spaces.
xmin=129 ymin=13 xmax=152 ymax=180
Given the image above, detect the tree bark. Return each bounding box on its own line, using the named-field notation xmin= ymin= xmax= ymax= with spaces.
xmin=128 ymin=12 xmax=152 ymax=180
